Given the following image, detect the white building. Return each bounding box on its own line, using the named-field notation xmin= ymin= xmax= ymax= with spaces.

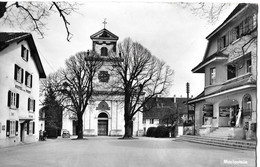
xmin=63 ymin=28 xmax=143 ymax=136
xmin=0 ymin=33 xmax=46 ymax=147
xmin=189 ymin=3 xmax=257 ymax=140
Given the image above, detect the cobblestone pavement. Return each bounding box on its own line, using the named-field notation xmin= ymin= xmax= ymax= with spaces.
xmin=0 ymin=136 xmax=256 ymax=167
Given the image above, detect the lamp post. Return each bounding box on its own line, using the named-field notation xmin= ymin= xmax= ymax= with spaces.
xmin=186 ymin=82 xmax=190 ymax=120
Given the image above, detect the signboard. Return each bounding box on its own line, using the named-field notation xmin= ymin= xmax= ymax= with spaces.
xmin=219 ymin=107 xmax=230 ymax=117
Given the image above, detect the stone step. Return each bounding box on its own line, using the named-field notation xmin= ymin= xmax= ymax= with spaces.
xmin=176 ymin=135 xmax=256 ymax=150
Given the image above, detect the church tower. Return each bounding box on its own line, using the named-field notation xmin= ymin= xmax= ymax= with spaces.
xmin=63 ymin=21 xmax=143 ymax=137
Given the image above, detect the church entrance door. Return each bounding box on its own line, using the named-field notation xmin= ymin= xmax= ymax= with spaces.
xmin=98 ymin=113 xmax=109 ymax=136
xmin=98 ymin=120 xmax=108 ymax=136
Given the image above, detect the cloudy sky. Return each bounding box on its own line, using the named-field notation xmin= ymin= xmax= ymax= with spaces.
xmin=1 ymin=1 xmax=244 ymax=97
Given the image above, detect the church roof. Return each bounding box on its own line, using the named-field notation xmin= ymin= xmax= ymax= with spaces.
xmin=90 ymin=28 xmax=119 ymax=40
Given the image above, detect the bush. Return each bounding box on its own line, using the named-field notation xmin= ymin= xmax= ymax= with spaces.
xmin=146 ymin=127 xmax=156 ymax=137
xmin=154 ymin=126 xmax=169 ymax=138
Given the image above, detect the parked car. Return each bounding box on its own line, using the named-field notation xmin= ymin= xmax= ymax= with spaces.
xmin=62 ymin=130 xmax=70 ymax=138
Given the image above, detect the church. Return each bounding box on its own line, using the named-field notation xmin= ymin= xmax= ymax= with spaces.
xmin=62 ymin=25 xmax=143 ymax=137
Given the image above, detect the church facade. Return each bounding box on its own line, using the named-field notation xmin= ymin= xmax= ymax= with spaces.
xmin=62 ymin=28 xmax=143 ymax=136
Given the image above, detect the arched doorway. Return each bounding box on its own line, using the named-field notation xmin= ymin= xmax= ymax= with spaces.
xmin=219 ymin=99 xmax=239 ymax=127
xmin=98 ymin=112 xmax=108 ymax=136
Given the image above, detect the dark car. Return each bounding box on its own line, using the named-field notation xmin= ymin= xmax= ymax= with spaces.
xmin=62 ymin=130 xmax=70 ymax=138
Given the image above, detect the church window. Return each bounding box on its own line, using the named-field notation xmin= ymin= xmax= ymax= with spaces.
xmin=101 ymin=47 xmax=108 ymax=56
xmin=98 ymin=71 xmax=110 ymax=82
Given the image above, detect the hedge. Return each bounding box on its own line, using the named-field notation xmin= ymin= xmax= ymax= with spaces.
xmin=146 ymin=127 xmax=156 ymax=137
xmin=153 ymin=126 xmax=169 ymax=138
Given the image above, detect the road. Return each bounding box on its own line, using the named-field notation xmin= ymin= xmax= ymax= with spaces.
xmin=0 ymin=136 xmax=256 ymax=167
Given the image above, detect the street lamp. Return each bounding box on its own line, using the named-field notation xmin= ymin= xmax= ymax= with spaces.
xmin=186 ymin=82 xmax=190 ymax=120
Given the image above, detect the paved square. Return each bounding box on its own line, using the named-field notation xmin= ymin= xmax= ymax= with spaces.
xmin=0 ymin=137 xmax=256 ymax=167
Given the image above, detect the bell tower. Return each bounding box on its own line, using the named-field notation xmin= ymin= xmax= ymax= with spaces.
xmin=90 ymin=20 xmax=119 ymax=57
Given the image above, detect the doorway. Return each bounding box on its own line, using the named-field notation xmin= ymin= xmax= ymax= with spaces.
xmin=73 ymin=120 xmax=78 ymax=135
xmin=219 ymin=99 xmax=239 ymax=127
xmin=20 ymin=123 xmax=25 ymax=142
xmin=98 ymin=113 xmax=108 ymax=136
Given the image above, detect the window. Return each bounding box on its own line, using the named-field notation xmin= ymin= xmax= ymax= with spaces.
xmin=98 ymin=71 xmax=110 ymax=82
xmin=28 ymin=98 xmax=35 ymax=112
xmin=7 ymin=91 xmax=19 ymax=109
xmin=27 ymin=121 xmax=34 ymax=135
xmin=210 ymin=67 xmax=216 ymax=85
xmin=218 ymin=36 xmax=225 ymax=50
xmin=150 ymin=119 xmax=154 ymax=124
xmin=14 ymin=64 xmax=24 ymax=83
xmin=21 ymin=45 xmax=29 ymax=61
xmin=101 ymin=47 xmax=108 ymax=56
xmin=6 ymin=120 xmax=18 ymax=137
xmin=25 ymin=71 xmax=33 ymax=88
xmin=232 ymin=25 xmax=241 ymax=41
xmin=246 ymin=59 xmax=252 ymax=73
xmin=227 ymin=65 xmax=237 ymax=80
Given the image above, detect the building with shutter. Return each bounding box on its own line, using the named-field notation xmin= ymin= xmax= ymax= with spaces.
xmin=189 ymin=3 xmax=257 ymax=140
xmin=0 ymin=33 xmax=46 ymax=147
xmin=62 ymin=27 xmax=143 ymax=136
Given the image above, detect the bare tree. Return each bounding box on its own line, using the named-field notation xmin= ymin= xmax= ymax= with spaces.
xmin=110 ymin=38 xmax=174 ymax=138
xmin=0 ymin=1 xmax=79 ymax=41
xmin=177 ymin=2 xmax=231 ymax=24
xmin=41 ymin=51 xmax=103 ymax=139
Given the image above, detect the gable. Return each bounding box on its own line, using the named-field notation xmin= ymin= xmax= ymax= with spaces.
xmin=90 ymin=28 xmax=119 ymax=41
xmin=0 ymin=32 xmax=46 ymax=78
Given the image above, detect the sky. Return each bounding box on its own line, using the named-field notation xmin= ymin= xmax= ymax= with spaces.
xmin=1 ymin=1 xmax=242 ymax=98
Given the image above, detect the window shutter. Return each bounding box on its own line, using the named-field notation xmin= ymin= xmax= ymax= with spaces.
xmin=229 ymin=30 xmax=232 ymax=44
xmin=21 ymin=45 xmax=24 ymax=58
xmin=217 ymin=39 xmax=220 ymax=51
xmin=248 ymin=16 xmax=253 ymax=31
xmin=225 ymin=34 xmax=229 ymax=47
xmin=6 ymin=120 xmax=10 ymax=137
xmin=28 ymin=98 xmax=30 ymax=111
xmin=16 ymin=93 xmax=19 ymax=108
xmin=33 ymin=122 xmax=35 ymax=134
xmin=27 ymin=121 xmax=30 ymax=135
xmin=30 ymin=75 xmax=33 ymax=88
xmin=26 ymin=50 xmax=29 ymax=61
xmin=33 ymin=100 xmax=35 ymax=112
xmin=15 ymin=121 xmax=18 ymax=136
xmin=21 ymin=68 xmax=24 ymax=83
xmin=14 ymin=65 xmax=17 ymax=80
xmin=25 ymin=72 xmax=28 ymax=86
xmin=7 ymin=90 xmax=11 ymax=107
xmin=239 ymin=21 xmax=243 ymax=36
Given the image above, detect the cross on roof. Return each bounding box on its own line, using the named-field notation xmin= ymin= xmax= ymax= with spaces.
xmin=103 ymin=18 xmax=107 ymax=29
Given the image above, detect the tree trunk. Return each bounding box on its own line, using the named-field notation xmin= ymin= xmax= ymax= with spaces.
xmin=123 ymin=119 xmax=133 ymax=138
xmin=123 ymin=88 xmax=133 ymax=139
xmin=77 ymin=112 xmax=83 ymax=139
